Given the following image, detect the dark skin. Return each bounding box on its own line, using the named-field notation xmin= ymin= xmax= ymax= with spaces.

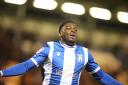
xmin=59 ymin=22 xmax=78 ymax=46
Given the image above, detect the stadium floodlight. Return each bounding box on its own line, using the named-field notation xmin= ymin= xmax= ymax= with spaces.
xmin=61 ymin=2 xmax=85 ymax=15
xmin=33 ymin=0 xmax=58 ymax=10
xmin=117 ymin=11 xmax=128 ymax=24
xmin=89 ymin=7 xmax=111 ymax=20
xmin=4 ymin=0 xmax=27 ymax=5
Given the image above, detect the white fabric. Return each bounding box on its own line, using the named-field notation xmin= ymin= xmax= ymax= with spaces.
xmin=60 ymin=47 xmax=76 ymax=85
xmin=89 ymin=66 xmax=100 ymax=74
xmin=43 ymin=42 xmax=54 ymax=85
xmin=31 ymin=58 xmax=39 ymax=67
xmin=0 ymin=71 xmax=3 ymax=76
xmin=83 ymin=47 xmax=88 ymax=66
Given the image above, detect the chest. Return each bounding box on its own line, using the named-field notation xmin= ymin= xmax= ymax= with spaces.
xmin=49 ymin=48 xmax=86 ymax=71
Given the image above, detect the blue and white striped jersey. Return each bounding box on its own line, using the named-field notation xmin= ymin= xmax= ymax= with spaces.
xmin=31 ymin=41 xmax=100 ymax=85
xmin=0 ymin=41 xmax=123 ymax=85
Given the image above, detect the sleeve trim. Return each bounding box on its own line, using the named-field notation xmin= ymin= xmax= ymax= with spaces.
xmin=30 ymin=58 xmax=39 ymax=67
xmin=0 ymin=71 xmax=3 ymax=76
xmin=89 ymin=67 xmax=100 ymax=74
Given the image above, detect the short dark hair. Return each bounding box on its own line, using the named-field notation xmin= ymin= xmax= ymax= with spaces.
xmin=59 ymin=20 xmax=77 ymax=33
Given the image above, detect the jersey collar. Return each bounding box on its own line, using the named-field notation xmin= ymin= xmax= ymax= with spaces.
xmin=59 ymin=41 xmax=76 ymax=48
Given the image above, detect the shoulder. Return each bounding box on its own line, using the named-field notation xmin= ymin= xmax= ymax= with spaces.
xmin=46 ymin=41 xmax=58 ymax=44
xmin=47 ymin=40 xmax=61 ymax=46
xmin=38 ymin=41 xmax=54 ymax=49
xmin=76 ymin=44 xmax=88 ymax=51
xmin=44 ymin=41 xmax=59 ymax=48
xmin=44 ymin=41 xmax=54 ymax=46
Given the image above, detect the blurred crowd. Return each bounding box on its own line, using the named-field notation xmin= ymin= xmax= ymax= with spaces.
xmin=0 ymin=26 xmax=128 ymax=85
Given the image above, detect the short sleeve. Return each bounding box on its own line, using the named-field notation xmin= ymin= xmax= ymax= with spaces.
xmin=30 ymin=43 xmax=50 ymax=67
xmin=85 ymin=51 xmax=100 ymax=74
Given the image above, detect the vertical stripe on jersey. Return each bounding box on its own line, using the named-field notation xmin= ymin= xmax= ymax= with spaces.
xmin=49 ymin=42 xmax=64 ymax=85
xmin=83 ymin=48 xmax=88 ymax=67
xmin=71 ymin=46 xmax=85 ymax=85
xmin=43 ymin=42 xmax=54 ymax=85
xmin=60 ymin=47 xmax=76 ymax=85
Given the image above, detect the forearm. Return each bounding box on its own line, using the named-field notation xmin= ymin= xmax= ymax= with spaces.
xmin=0 ymin=59 xmax=36 ymax=77
xmin=92 ymin=70 xmax=123 ymax=85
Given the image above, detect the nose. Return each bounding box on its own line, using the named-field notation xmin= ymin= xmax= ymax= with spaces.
xmin=71 ymin=27 xmax=77 ymax=33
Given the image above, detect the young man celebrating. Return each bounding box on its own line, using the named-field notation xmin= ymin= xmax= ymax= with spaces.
xmin=0 ymin=20 xmax=123 ymax=85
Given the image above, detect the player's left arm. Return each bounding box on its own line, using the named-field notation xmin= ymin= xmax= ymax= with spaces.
xmin=85 ymin=51 xmax=123 ymax=85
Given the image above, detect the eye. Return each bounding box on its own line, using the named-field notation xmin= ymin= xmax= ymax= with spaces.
xmin=73 ymin=27 xmax=78 ymax=31
xmin=75 ymin=29 xmax=77 ymax=32
xmin=66 ymin=26 xmax=71 ymax=29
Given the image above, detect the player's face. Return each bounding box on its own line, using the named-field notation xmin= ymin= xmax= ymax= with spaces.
xmin=59 ymin=22 xmax=78 ymax=45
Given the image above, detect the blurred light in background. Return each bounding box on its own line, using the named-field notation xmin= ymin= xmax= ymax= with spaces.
xmin=61 ymin=2 xmax=85 ymax=15
xmin=89 ymin=7 xmax=111 ymax=20
xmin=117 ymin=11 xmax=128 ymax=24
xmin=33 ymin=0 xmax=58 ymax=10
xmin=4 ymin=0 xmax=27 ymax=5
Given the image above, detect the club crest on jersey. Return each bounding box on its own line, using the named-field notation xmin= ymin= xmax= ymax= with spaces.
xmin=77 ymin=54 xmax=82 ymax=62
xmin=56 ymin=52 xmax=61 ymax=56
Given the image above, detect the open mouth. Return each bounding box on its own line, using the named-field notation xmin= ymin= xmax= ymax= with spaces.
xmin=70 ymin=34 xmax=76 ymax=38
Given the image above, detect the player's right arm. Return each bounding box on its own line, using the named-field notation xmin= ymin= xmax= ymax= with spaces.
xmin=0 ymin=43 xmax=50 ymax=77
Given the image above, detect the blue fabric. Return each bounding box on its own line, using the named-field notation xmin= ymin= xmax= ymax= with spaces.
xmin=41 ymin=41 xmax=87 ymax=85
xmin=2 ymin=43 xmax=50 ymax=77
xmin=85 ymin=51 xmax=99 ymax=72
xmin=49 ymin=41 xmax=65 ymax=85
xmin=71 ymin=46 xmax=85 ymax=85
xmin=1 ymin=41 xmax=123 ymax=85
xmin=2 ymin=59 xmax=35 ymax=77
xmin=92 ymin=70 xmax=123 ymax=85
xmin=31 ymin=43 xmax=50 ymax=65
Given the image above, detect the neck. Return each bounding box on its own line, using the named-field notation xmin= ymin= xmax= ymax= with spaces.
xmin=60 ymin=39 xmax=76 ymax=46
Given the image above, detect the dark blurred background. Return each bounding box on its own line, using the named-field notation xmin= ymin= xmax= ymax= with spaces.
xmin=0 ymin=0 xmax=128 ymax=85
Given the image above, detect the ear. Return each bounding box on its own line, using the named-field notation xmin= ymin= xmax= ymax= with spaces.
xmin=58 ymin=28 xmax=64 ymax=37
xmin=58 ymin=32 xmax=61 ymax=37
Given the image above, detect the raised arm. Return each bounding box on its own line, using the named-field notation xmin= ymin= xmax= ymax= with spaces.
xmin=85 ymin=51 xmax=123 ymax=85
xmin=0 ymin=43 xmax=50 ymax=77
xmin=0 ymin=59 xmax=36 ymax=77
